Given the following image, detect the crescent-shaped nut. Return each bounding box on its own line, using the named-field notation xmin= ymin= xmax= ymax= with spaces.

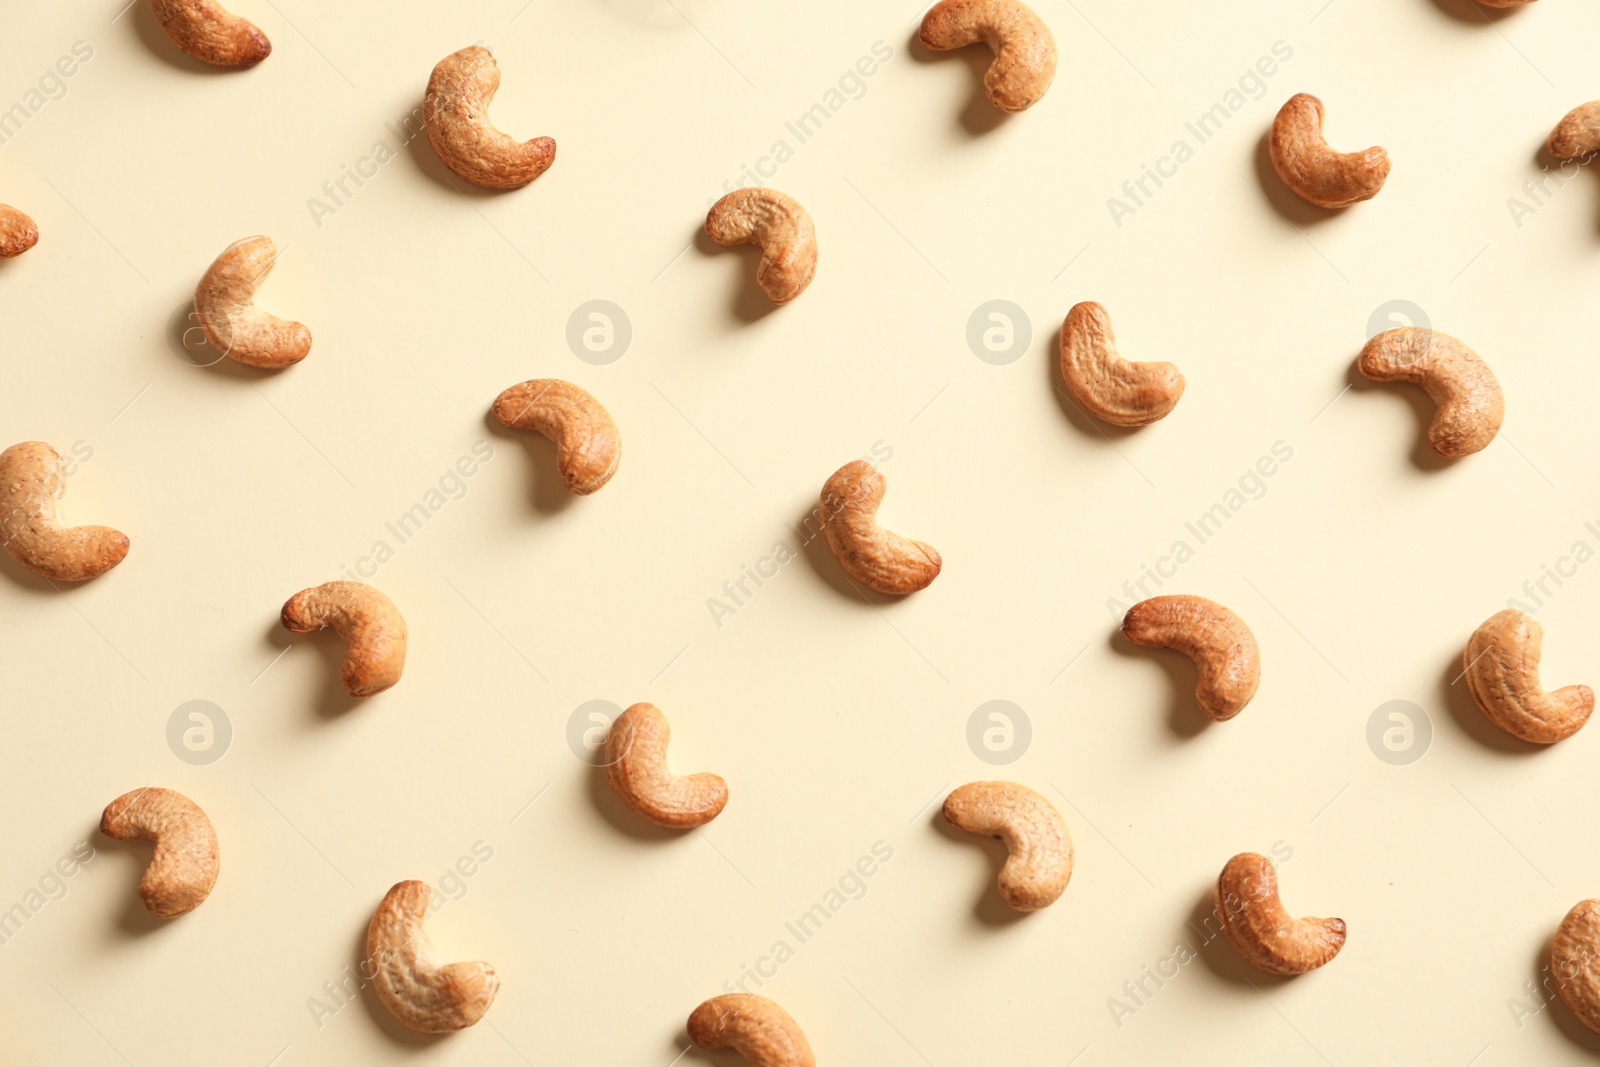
xmin=1059 ymin=302 xmax=1184 ymax=427
xmin=1463 ymin=608 xmax=1594 ymax=744
xmin=148 ymin=0 xmax=271 ymax=67
xmin=1554 ymin=899 xmax=1600 ymax=1034
xmin=0 ymin=441 xmax=128 ymax=582
xmin=942 ymin=781 xmax=1072 ymax=912
xmin=688 ymin=994 xmax=815 ymax=1067
xmin=1216 ymin=852 xmax=1345 ymax=976
xmin=1122 ymin=595 xmax=1260 ymax=722
xmin=819 ymin=460 xmax=940 ymax=595
xmin=193 ymin=236 xmax=311 ymax=369
xmin=424 ymin=46 xmax=556 ymax=190
xmin=280 ymin=581 xmax=407 ymax=697
xmin=1548 ymin=100 xmax=1600 ymax=161
xmin=705 ymin=188 xmax=817 ymax=305
xmin=1356 ymin=327 xmax=1503 ymax=458
xmin=99 ymin=788 xmax=219 ymax=918
xmin=1268 ymin=93 xmax=1390 ymax=209
xmin=604 ymin=703 xmax=728 ymax=829
xmin=490 ymin=379 xmax=620 ymax=495
xmin=368 ymin=880 xmax=498 ymax=1033
xmin=918 ymin=0 xmax=1056 ymax=113
xmin=0 ymin=204 xmax=38 ymax=258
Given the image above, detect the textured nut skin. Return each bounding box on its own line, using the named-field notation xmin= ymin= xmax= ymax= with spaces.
xmin=688 ymin=994 xmax=815 ymax=1067
xmin=424 ymin=46 xmax=555 ymax=190
xmin=705 ymin=188 xmax=817 ymax=305
xmin=281 ymin=581 xmax=407 ymax=697
xmin=1122 ymin=595 xmax=1259 ymax=722
xmin=1059 ymin=302 xmax=1184 ymax=427
xmin=1548 ymin=101 xmax=1600 ymax=160
xmin=1268 ymin=93 xmax=1389 ymax=209
xmin=1357 ymin=327 xmax=1503 ymax=458
xmin=1463 ymin=609 xmax=1593 ymax=744
xmin=943 ymin=781 xmax=1072 ymax=912
xmin=148 ymin=0 xmax=271 ymax=67
xmin=490 ymin=379 xmax=620 ymax=495
xmin=1216 ymin=852 xmax=1345 ymax=976
xmin=819 ymin=460 xmax=941 ymax=595
xmin=100 ymin=788 xmax=219 ymax=918
xmin=1554 ymin=900 xmax=1600 ymax=1034
xmin=368 ymin=881 xmax=498 ymax=1033
xmin=1480 ymin=0 xmax=1536 ymax=6
xmin=0 ymin=441 xmax=128 ymax=582
xmin=605 ymin=703 xmax=728 ymax=829
xmin=919 ymin=0 xmax=1056 ymax=113
xmin=0 ymin=204 xmax=38 ymax=258
xmin=194 ymin=236 xmax=311 ymax=369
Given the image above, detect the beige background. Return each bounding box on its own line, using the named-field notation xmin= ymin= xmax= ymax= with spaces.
xmin=1 ymin=0 xmax=1598 ymax=1063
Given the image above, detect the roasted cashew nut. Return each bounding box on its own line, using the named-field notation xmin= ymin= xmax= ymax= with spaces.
xmin=1122 ymin=595 xmax=1259 ymax=722
xmin=0 ymin=441 xmax=128 ymax=582
xmin=194 ymin=236 xmax=311 ymax=369
xmin=1553 ymin=899 xmax=1600 ymax=1034
xmin=705 ymin=188 xmax=817 ymax=305
xmin=819 ymin=460 xmax=941 ymax=595
xmin=1268 ymin=93 xmax=1390 ymax=209
xmin=1463 ymin=609 xmax=1593 ymax=744
xmin=490 ymin=379 xmax=620 ymax=495
xmin=425 ymin=46 xmax=556 ymax=190
xmin=0 ymin=204 xmax=38 ymax=258
xmin=1216 ymin=852 xmax=1345 ymax=975
xmin=368 ymin=880 xmax=498 ymax=1033
xmin=688 ymin=994 xmax=815 ymax=1067
xmin=604 ymin=703 xmax=728 ymax=829
xmin=100 ymin=788 xmax=219 ymax=918
xmin=1059 ymin=302 xmax=1184 ymax=427
xmin=1548 ymin=100 xmax=1600 ymax=161
xmin=1357 ymin=327 xmax=1503 ymax=458
xmin=148 ymin=0 xmax=271 ymax=67
xmin=918 ymin=0 xmax=1057 ymax=113
xmin=280 ymin=581 xmax=407 ymax=697
xmin=943 ymin=781 xmax=1072 ymax=912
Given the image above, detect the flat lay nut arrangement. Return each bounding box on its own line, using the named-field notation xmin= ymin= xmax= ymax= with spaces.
xmin=147 ymin=0 xmax=271 ymax=68
xmin=687 ymin=994 xmax=816 ymax=1067
xmin=490 ymin=378 xmax=621 ymax=495
xmin=99 ymin=787 xmax=219 ymax=918
xmin=1121 ymin=595 xmax=1260 ymax=722
xmin=604 ymin=702 xmax=729 ymax=829
xmin=424 ymin=45 xmax=556 ymax=191
xmin=367 ymin=880 xmax=499 ymax=1033
xmin=0 ymin=440 xmax=128 ymax=582
xmin=193 ymin=236 xmax=311 ymax=369
xmin=942 ymin=780 xmax=1073 ymax=912
xmin=704 ymin=187 xmax=818 ymax=305
xmin=1216 ymin=851 xmax=1346 ymax=976
xmin=1356 ymin=326 xmax=1504 ymax=458
xmin=918 ymin=0 xmax=1057 ymax=113
xmin=280 ymin=581 xmax=408 ymax=697
xmin=1058 ymin=301 xmax=1185 ymax=427
xmin=818 ymin=459 xmax=941 ymax=595
xmin=1267 ymin=93 xmax=1390 ymax=209
xmin=1463 ymin=608 xmax=1594 ymax=744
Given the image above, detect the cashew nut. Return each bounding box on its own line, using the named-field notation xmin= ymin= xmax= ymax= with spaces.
xmin=1553 ymin=899 xmax=1600 ymax=1034
xmin=1121 ymin=595 xmax=1259 ymax=722
xmin=705 ymin=188 xmax=817 ymax=305
xmin=0 ymin=441 xmax=128 ymax=582
xmin=193 ymin=236 xmax=311 ymax=369
xmin=280 ymin=581 xmax=407 ymax=697
xmin=1463 ymin=608 xmax=1593 ymax=744
xmin=942 ymin=781 xmax=1072 ymax=912
xmin=368 ymin=880 xmax=498 ymax=1033
xmin=1059 ymin=302 xmax=1184 ymax=427
xmin=490 ymin=379 xmax=620 ymax=495
xmin=688 ymin=994 xmax=815 ymax=1067
xmin=148 ymin=0 xmax=271 ymax=67
xmin=1268 ymin=93 xmax=1390 ymax=209
xmin=0 ymin=204 xmax=37 ymax=258
xmin=424 ymin=46 xmax=556 ymax=190
xmin=100 ymin=788 xmax=219 ymax=918
xmin=918 ymin=0 xmax=1057 ymax=113
xmin=1357 ymin=327 xmax=1503 ymax=458
xmin=604 ymin=703 xmax=728 ymax=829
xmin=819 ymin=460 xmax=941 ymax=595
xmin=1548 ymin=100 xmax=1600 ymax=161
xmin=1216 ymin=852 xmax=1345 ymax=975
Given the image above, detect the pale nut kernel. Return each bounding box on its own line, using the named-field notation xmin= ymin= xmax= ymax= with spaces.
xmin=424 ymin=46 xmax=555 ymax=190
xmin=1059 ymin=302 xmax=1184 ymax=427
xmin=819 ymin=460 xmax=941 ymax=595
xmin=148 ymin=0 xmax=271 ymax=67
xmin=705 ymin=188 xmax=817 ymax=305
xmin=281 ymin=581 xmax=407 ymax=697
xmin=490 ymin=379 xmax=620 ymax=495
xmin=1463 ymin=608 xmax=1593 ymax=744
xmin=100 ymin=788 xmax=219 ymax=918
xmin=1553 ymin=899 xmax=1600 ymax=1035
xmin=0 ymin=441 xmax=129 ymax=582
xmin=193 ymin=236 xmax=311 ymax=369
xmin=688 ymin=994 xmax=815 ymax=1067
xmin=1357 ymin=327 xmax=1504 ymax=458
xmin=604 ymin=703 xmax=728 ymax=829
xmin=368 ymin=880 xmax=498 ymax=1033
xmin=1122 ymin=595 xmax=1260 ymax=722
xmin=0 ymin=204 xmax=38 ymax=258
xmin=919 ymin=0 xmax=1057 ymax=113
xmin=1268 ymin=93 xmax=1390 ymax=209
xmin=1216 ymin=852 xmax=1345 ymax=976
xmin=1548 ymin=100 xmax=1600 ymax=161
xmin=942 ymin=781 xmax=1072 ymax=912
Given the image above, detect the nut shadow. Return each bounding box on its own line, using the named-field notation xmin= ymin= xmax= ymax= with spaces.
xmin=1538 ymin=929 xmax=1600 ymax=1051
xmin=1344 ymin=361 xmax=1454 ymax=473
xmin=403 ymin=105 xmax=505 ymax=200
xmin=693 ymin=223 xmax=777 ymax=325
xmin=1438 ymin=647 xmax=1544 ymax=756
xmin=1183 ymin=883 xmax=1293 ymax=988
xmin=165 ymin=299 xmax=281 ymax=380
xmin=350 ymin=917 xmax=445 ymax=1049
xmin=1426 ymin=0 xmax=1523 ymax=24
xmin=1108 ymin=628 xmax=1211 ymax=739
xmin=268 ymin=617 xmax=362 ymax=721
xmin=1529 ymin=141 xmax=1600 ymax=236
xmin=1045 ymin=323 xmax=1148 ymax=444
xmin=905 ymin=28 xmax=1010 ymax=138
xmin=483 ymin=411 xmax=577 ymax=517
xmin=1252 ymin=130 xmax=1341 ymax=229
xmin=585 ymin=762 xmax=692 ymax=843
xmin=94 ymin=822 xmax=170 ymax=940
xmin=792 ymin=503 xmax=900 ymax=607
xmin=672 ymin=1034 xmax=722 ymax=1065
xmin=0 ymin=551 xmax=64 ymax=594
xmin=930 ymin=807 xmax=1032 ymax=928
xmin=128 ymin=6 xmax=241 ymax=74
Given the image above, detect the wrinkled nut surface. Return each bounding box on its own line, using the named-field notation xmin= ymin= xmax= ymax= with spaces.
xmin=100 ymin=788 xmax=219 ymax=918
xmin=605 ymin=703 xmax=728 ymax=829
xmin=281 ymin=581 xmax=407 ymax=697
xmin=1216 ymin=852 xmax=1345 ymax=975
xmin=1268 ymin=93 xmax=1390 ymax=209
xmin=919 ymin=0 xmax=1056 ymax=113
xmin=1553 ymin=899 xmax=1600 ymax=1034
xmin=194 ymin=236 xmax=311 ymax=369
xmin=148 ymin=0 xmax=271 ymax=67
xmin=1357 ymin=327 xmax=1503 ymax=458
xmin=0 ymin=204 xmax=38 ymax=258
xmin=1548 ymin=100 xmax=1600 ymax=160
xmin=368 ymin=880 xmax=498 ymax=1033
xmin=1122 ymin=595 xmax=1260 ymax=722
xmin=425 ymin=46 xmax=555 ymax=190
xmin=1059 ymin=302 xmax=1184 ymax=427
xmin=705 ymin=188 xmax=817 ymax=305
xmin=688 ymin=994 xmax=815 ymax=1067
xmin=0 ymin=441 xmax=128 ymax=582
xmin=490 ymin=379 xmax=620 ymax=495
xmin=819 ymin=460 xmax=941 ymax=595
xmin=1463 ymin=609 xmax=1593 ymax=744
xmin=943 ymin=781 xmax=1072 ymax=912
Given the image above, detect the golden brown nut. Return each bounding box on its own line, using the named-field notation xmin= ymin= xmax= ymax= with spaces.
xmin=919 ymin=0 xmax=1056 ymax=113
xmin=1357 ymin=327 xmax=1503 ymax=458
xmin=1548 ymin=100 xmax=1600 ymax=160
xmin=688 ymin=994 xmax=815 ymax=1067
xmin=368 ymin=881 xmax=498 ymax=1033
xmin=100 ymin=788 xmax=219 ymax=918
xmin=604 ymin=703 xmax=728 ymax=829
xmin=1480 ymin=0 xmax=1536 ymax=6
xmin=0 ymin=204 xmax=38 ymax=258
xmin=943 ymin=781 xmax=1072 ymax=911
xmin=193 ymin=236 xmax=310 ymax=369
xmin=148 ymin=0 xmax=271 ymax=67
xmin=1268 ymin=93 xmax=1389 ymax=209
xmin=1122 ymin=595 xmax=1259 ymax=722
xmin=1463 ymin=609 xmax=1593 ymax=744
xmin=705 ymin=188 xmax=817 ymax=305
xmin=1059 ymin=302 xmax=1184 ymax=427
xmin=819 ymin=460 xmax=940 ymax=595
xmin=0 ymin=441 xmax=128 ymax=582
xmin=1216 ymin=852 xmax=1345 ymax=975
xmin=281 ymin=581 xmax=407 ymax=697
xmin=424 ymin=46 xmax=555 ymax=190
xmin=1554 ymin=899 xmax=1600 ymax=1034
xmin=490 ymin=379 xmax=620 ymax=495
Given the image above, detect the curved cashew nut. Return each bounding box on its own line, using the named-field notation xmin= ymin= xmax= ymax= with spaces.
xmin=424 ymin=46 xmax=556 ymax=190
xmin=942 ymin=781 xmax=1072 ymax=912
xmin=1357 ymin=327 xmax=1503 ymax=458
xmin=0 ymin=204 xmax=37 ymax=258
xmin=819 ymin=460 xmax=941 ymax=595
xmin=919 ymin=0 xmax=1057 ymax=113
xmin=490 ymin=379 xmax=620 ymax=495
xmin=1463 ymin=609 xmax=1593 ymax=744
xmin=0 ymin=441 xmax=128 ymax=582
xmin=148 ymin=0 xmax=271 ymax=67
xmin=705 ymin=188 xmax=817 ymax=305
xmin=280 ymin=581 xmax=407 ymax=697
xmin=1548 ymin=100 xmax=1600 ymax=161
xmin=1122 ymin=595 xmax=1259 ymax=722
xmin=100 ymin=788 xmax=219 ymax=918
xmin=1059 ymin=302 xmax=1184 ymax=427
xmin=688 ymin=994 xmax=815 ymax=1067
xmin=1216 ymin=852 xmax=1345 ymax=975
xmin=1268 ymin=93 xmax=1390 ymax=209
xmin=604 ymin=703 xmax=728 ymax=829
xmin=1553 ymin=899 xmax=1600 ymax=1034
xmin=368 ymin=880 xmax=498 ymax=1032
xmin=194 ymin=236 xmax=311 ymax=368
